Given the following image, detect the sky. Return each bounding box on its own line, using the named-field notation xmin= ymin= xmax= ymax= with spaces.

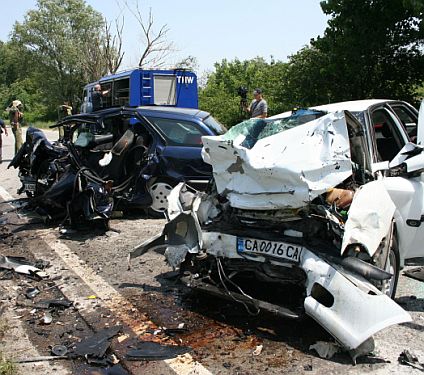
xmin=0 ymin=0 xmax=329 ymax=74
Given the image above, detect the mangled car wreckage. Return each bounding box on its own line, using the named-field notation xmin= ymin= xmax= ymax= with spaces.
xmin=131 ymin=103 xmax=424 ymax=352
xmin=8 ymin=106 xmax=224 ymax=226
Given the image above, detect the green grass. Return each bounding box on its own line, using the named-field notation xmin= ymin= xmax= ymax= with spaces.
xmin=0 ymin=353 xmax=17 ymax=375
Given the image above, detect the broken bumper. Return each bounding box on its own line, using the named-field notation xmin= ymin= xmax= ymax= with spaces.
xmin=199 ymin=231 xmax=411 ymax=349
xmin=130 ymin=226 xmax=411 ymax=350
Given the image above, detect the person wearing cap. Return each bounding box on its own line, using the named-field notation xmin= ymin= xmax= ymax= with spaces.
xmin=246 ymin=88 xmax=268 ymax=119
xmin=6 ymin=100 xmax=24 ymax=155
xmin=0 ymin=118 xmax=8 ymax=164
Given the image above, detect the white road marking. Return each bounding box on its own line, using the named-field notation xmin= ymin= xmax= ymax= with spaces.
xmin=0 ymin=186 xmax=212 ymax=375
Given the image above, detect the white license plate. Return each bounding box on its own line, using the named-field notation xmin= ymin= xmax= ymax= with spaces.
xmin=237 ymin=237 xmax=302 ymax=262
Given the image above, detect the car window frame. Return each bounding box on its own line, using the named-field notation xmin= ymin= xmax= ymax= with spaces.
xmin=144 ymin=116 xmax=208 ymax=148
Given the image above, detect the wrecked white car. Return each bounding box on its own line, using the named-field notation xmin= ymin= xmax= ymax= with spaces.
xmin=130 ymin=103 xmax=424 ymax=352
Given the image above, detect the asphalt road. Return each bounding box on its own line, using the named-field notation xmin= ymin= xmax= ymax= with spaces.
xmin=0 ymin=126 xmax=424 ymax=375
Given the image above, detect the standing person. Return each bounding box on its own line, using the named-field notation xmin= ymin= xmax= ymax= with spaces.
xmin=245 ymin=88 xmax=268 ymax=119
xmin=92 ymin=84 xmax=109 ymax=112
xmin=6 ymin=100 xmax=24 ymax=155
xmin=57 ymin=101 xmax=73 ymax=140
xmin=0 ymin=119 xmax=8 ymax=164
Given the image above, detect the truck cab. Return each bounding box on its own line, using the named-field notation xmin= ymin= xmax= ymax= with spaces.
xmin=81 ymin=68 xmax=198 ymax=113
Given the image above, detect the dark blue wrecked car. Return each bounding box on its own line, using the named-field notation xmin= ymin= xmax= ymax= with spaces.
xmin=9 ymin=106 xmax=225 ymax=226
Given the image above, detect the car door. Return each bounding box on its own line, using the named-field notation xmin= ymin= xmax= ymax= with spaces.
xmin=145 ymin=116 xmax=212 ymax=181
xmin=371 ymin=101 xmax=424 ymax=259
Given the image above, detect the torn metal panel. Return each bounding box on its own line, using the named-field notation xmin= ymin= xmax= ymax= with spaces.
xmin=201 ymin=111 xmax=352 ymax=210
xmin=341 ymin=180 xmax=396 ymax=257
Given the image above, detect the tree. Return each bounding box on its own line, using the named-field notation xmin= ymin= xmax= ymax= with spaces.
xmin=10 ymin=0 xmax=120 ymax=118
xmin=199 ymin=58 xmax=289 ymax=127
xmin=124 ymin=1 xmax=174 ymax=68
xmin=311 ymin=0 xmax=424 ymax=102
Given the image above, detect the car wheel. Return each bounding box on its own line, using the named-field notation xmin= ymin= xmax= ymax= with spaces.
xmin=147 ymin=178 xmax=175 ymax=218
xmin=378 ymin=231 xmax=400 ymax=299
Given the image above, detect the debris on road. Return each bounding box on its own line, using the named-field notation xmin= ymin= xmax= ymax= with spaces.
xmin=36 ymin=299 xmax=73 ymax=309
xmin=16 ymin=355 xmax=68 ymax=363
xmin=70 ymin=326 xmax=121 ymax=360
xmin=51 ymin=344 xmax=68 ymax=356
xmin=0 ymin=254 xmax=48 ymax=279
xmin=40 ymin=312 xmax=53 ymax=325
xmin=126 ymin=341 xmax=191 ymax=361
xmin=252 ymin=344 xmax=263 ymax=356
xmin=25 ymin=286 xmax=40 ymax=299
xmin=398 ymin=349 xmax=424 ymax=371
xmin=404 ymin=267 xmax=424 ymax=282
xmin=310 ymin=341 xmax=341 ymax=359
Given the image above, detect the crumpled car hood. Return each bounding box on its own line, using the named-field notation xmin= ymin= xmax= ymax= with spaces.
xmin=201 ymin=111 xmax=352 ymax=210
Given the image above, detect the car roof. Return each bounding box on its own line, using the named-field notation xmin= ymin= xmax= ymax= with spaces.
xmin=136 ymin=106 xmax=210 ymax=119
xmin=268 ymin=99 xmax=398 ymax=120
xmin=310 ymin=99 xmax=393 ymax=112
xmin=59 ymin=106 xmax=211 ymax=123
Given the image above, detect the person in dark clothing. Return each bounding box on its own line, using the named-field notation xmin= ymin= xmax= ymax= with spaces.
xmin=92 ymin=84 xmax=109 ymax=112
xmin=0 ymin=119 xmax=9 ymax=164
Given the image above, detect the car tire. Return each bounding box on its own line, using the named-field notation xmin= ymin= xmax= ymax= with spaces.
xmin=147 ymin=177 xmax=176 ymax=218
xmin=378 ymin=229 xmax=400 ymax=299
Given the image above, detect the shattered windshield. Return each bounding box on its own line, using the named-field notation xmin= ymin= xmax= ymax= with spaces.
xmin=223 ymin=109 xmax=327 ymax=149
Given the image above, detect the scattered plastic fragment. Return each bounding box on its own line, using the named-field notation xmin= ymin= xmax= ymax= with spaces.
xmin=398 ymin=349 xmax=424 ymax=371
xmin=126 ymin=341 xmax=191 ymax=361
xmin=36 ymin=299 xmax=73 ymax=309
xmin=164 ymin=323 xmax=189 ymax=336
xmin=310 ymin=341 xmax=341 ymax=359
xmin=0 ymin=255 xmax=48 ymax=279
xmin=252 ymin=344 xmax=263 ymax=356
xmin=40 ymin=312 xmax=53 ymax=325
xmin=117 ymin=334 xmax=129 ymax=343
xmin=87 ymin=295 xmax=98 ymax=299
xmin=348 ymin=337 xmax=375 ymax=365
xmin=70 ymin=326 xmax=121 ymax=360
xmin=51 ymin=345 xmax=68 ymax=356
xmin=25 ymin=287 xmax=40 ymax=299
xmin=404 ymin=267 xmax=424 ymax=282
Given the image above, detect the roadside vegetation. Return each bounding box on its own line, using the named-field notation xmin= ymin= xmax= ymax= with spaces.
xmin=0 ymin=353 xmax=17 ymax=375
xmin=0 ymin=0 xmax=423 ymax=128
xmin=0 ymin=320 xmax=17 ymax=375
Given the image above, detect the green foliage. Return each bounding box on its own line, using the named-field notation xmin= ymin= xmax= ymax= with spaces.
xmin=311 ymin=0 xmax=424 ymax=102
xmin=0 ymin=352 xmax=16 ymax=375
xmin=0 ymin=0 xmax=119 ymax=122
xmin=199 ymin=57 xmax=289 ymax=127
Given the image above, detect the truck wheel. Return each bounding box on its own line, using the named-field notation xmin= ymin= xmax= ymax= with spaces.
xmin=147 ymin=178 xmax=175 ymax=218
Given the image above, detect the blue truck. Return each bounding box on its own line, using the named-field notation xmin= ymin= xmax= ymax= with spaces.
xmin=81 ymin=68 xmax=198 ymax=113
